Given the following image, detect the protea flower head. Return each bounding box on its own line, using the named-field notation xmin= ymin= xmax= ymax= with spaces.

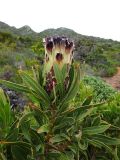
xmin=44 ymin=36 xmax=74 ymax=72
xmin=43 ymin=36 xmax=75 ymax=92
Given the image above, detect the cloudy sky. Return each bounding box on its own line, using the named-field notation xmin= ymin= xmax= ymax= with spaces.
xmin=0 ymin=0 xmax=120 ymax=41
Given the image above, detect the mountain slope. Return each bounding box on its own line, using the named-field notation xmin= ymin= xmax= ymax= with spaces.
xmin=0 ymin=21 xmax=36 ymax=36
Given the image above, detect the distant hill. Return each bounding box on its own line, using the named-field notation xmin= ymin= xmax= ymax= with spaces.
xmin=0 ymin=21 xmax=36 ymax=36
xmin=0 ymin=21 xmax=118 ymax=42
xmin=17 ymin=25 xmax=37 ymax=36
xmin=39 ymin=27 xmax=79 ymax=38
xmin=0 ymin=21 xmax=17 ymax=34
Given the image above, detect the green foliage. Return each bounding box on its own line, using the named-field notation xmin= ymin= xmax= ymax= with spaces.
xmin=0 ymin=50 xmax=14 ymax=66
xmin=0 ymin=31 xmax=44 ymax=82
xmin=31 ymin=40 xmax=44 ymax=57
xmin=0 ymin=88 xmax=33 ymax=160
xmin=31 ymin=39 xmax=45 ymax=64
xmin=98 ymin=93 xmax=120 ymax=130
xmin=83 ymin=76 xmax=116 ymax=102
xmin=24 ymin=58 xmax=39 ymax=68
xmin=0 ymin=32 xmax=16 ymax=45
xmin=0 ymin=64 xmax=120 ymax=159
xmin=96 ymin=93 xmax=120 ymax=158
xmin=76 ymin=40 xmax=120 ymax=77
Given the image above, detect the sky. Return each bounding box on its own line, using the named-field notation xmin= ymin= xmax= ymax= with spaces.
xmin=0 ymin=0 xmax=120 ymax=41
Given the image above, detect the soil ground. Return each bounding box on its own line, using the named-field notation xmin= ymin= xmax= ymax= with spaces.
xmin=103 ymin=67 xmax=120 ymax=90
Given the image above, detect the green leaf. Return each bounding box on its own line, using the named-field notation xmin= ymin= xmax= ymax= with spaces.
xmin=37 ymin=124 xmax=49 ymax=133
xmin=83 ymin=124 xmax=110 ymax=135
xmin=0 ymin=88 xmax=8 ymax=106
xmin=31 ymin=106 xmax=48 ymax=125
xmin=114 ymin=147 xmax=119 ymax=160
xmin=49 ymin=134 xmax=70 ymax=144
xmin=21 ymin=121 xmax=31 ymax=142
xmin=87 ymin=139 xmax=119 ymax=159
xmin=59 ymin=66 xmax=80 ymax=112
xmin=64 ymin=67 xmax=80 ymax=102
xmin=68 ymin=144 xmax=77 ymax=154
xmin=0 ymin=88 xmax=12 ymax=132
xmin=59 ymin=153 xmax=70 ymax=160
xmin=49 ymin=135 xmax=66 ymax=144
xmin=79 ymin=149 xmax=88 ymax=160
xmin=6 ymin=128 xmax=19 ymax=141
xmin=38 ymin=66 xmax=44 ymax=86
xmin=11 ymin=142 xmax=32 ymax=160
xmin=78 ymin=140 xmax=88 ymax=150
xmin=68 ymin=65 xmax=74 ymax=88
xmin=61 ymin=152 xmax=74 ymax=160
xmin=0 ymin=80 xmax=30 ymax=93
xmin=19 ymin=71 xmax=50 ymax=107
xmin=87 ymin=139 xmax=112 ymax=152
xmin=0 ymin=80 xmax=48 ymax=107
xmin=16 ymin=112 xmax=34 ymax=142
xmin=54 ymin=117 xmax=74 ymax=131
xmin=91 ymin=134 xmax=120 ymax=145
xmin=77 ymin=108 xmax=94 ymax=122
xmin=30 ymin=129 xmax=43 ymax=145
xmin=17 ymin=112 xmax=34 ymax=128
xmin=82 ymin=95 xmax=93 ymax=106
xmin=91 ymin=116 xmax=101 ymax=126
xmin=61 ymin=64 xmax=67 ymax=81
xmin=0 ymin=153 xmax=7 ymax=160
xmin=0 ymin=105 xmax=6 ymax=128
xmin=0 ymin=78 xmax=50 ymax=108
xmin=46 ymin=151 xmax=61 ymax=159
xmin=53 ymin=64 xmax=64 ymax=98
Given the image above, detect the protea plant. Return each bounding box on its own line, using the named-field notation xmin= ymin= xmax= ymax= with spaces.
xmin=43 ymin=36 xmax=74 ymax=93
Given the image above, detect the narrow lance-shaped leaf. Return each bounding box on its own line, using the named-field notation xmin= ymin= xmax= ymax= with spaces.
xmin=83 ymin=124 xmax=111 ymax=135
xmin=53 ymin=63 xmax=64 ymax=98
xmin=0 ymin=80 xmax=30 ymax=93
xmin=82 ymin=95 xmax=93 ymax=106
xmin=87 ymin=139 xmax=119 ymax=160
xmin=91 ymin=134 xmax=120 ymax=145
xmin=37 ymin=124 xmax=50 ymax=134
xmin=59 ymin=66 xmax=80 ymax=112
xmin=0 ymin=88 xmax=12 ymax=130
xmin=19 ymin=71 xmax=51 ymax=107
xmin=0 ymin=153 xmax=7 ymax=160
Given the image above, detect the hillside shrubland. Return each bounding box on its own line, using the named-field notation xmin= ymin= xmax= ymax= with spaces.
xmin=1 ymin=26 xmax=120 ymax=79
xmin=0 ymin=26 xmax=120 ymax=159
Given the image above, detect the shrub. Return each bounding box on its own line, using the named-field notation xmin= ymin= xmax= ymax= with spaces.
xmin=83 ymin=76 xmax=116 ymax=102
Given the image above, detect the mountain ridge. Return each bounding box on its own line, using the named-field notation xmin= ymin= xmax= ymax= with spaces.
xmin=0 ymin=21 xmax=36 ymax=36
xmin=0 ymin=21 xmax=119 ymax=43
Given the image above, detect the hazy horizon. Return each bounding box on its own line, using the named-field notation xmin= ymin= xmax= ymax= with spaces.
xmin=1 ymin=0 xmax=120 ymax=41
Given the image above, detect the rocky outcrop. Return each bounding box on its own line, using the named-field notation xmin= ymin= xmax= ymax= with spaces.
xmin=1 ymin=85 xmax=27 ymax=111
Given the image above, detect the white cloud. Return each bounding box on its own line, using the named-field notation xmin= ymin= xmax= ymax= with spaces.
xmin=0 ymin=0 xmax=120 ymax=40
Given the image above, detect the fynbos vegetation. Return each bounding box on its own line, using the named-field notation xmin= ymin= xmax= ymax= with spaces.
xmin=0 ymin=36 xmax=120 ymax=160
